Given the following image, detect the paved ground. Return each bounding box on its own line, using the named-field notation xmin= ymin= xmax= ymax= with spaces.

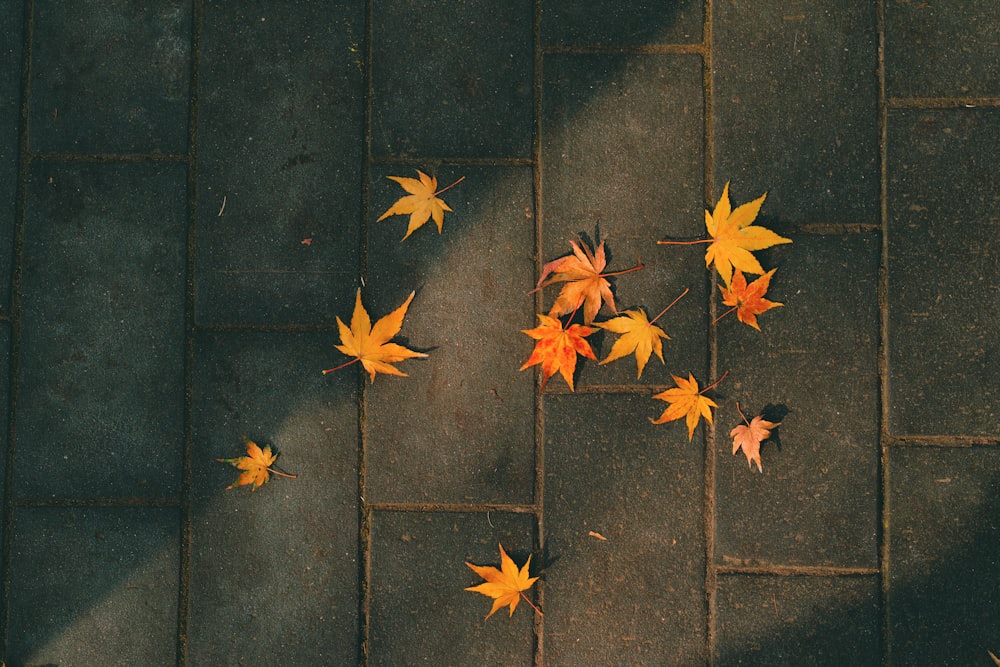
xmin=0 ymin=1 xmax=998 ymax=665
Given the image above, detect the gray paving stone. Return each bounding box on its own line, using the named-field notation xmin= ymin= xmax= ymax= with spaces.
xmin=889 ymin=446 xmax=1000 ymax=665
xmin=887 ymin=109 xmax=999 ymax=437
xmin=886 ymin=1 xmax=1000 ymax=98
xmin=713 ymin=1 xmax=879 ymax=224
xmin=366 ymin=166 xmax=536 ymax=504
xmin=542 ymin=54 xmax=708 ymax=388
xmin=8 ymin=506 xmax=180 ymax=666
xmin=369 ymin=511 xmax=536 ymax=667
xmin=195 ymin=0 xmax=363 ymax=326
xmin=0 ymin=0 xmax=21 ymax=313
xmin=541 ymin=0 xmax=703 ymax=47
xmin=371 ymin=0 xmax=533 ymax=159
xmin=16 ymin=163 xmax=186 ymax=499
xmin=29 ymin=0 xmax=191 ymax=154
xmin=715 ymin=233 xmax=879 ymax=568
xmin=715 ymin=574 xmax=880 ymax=665
xmin=544 ymin=394 xmax=707 ymax=664
xmin=190 ymin=331 xmax=359 ymax=664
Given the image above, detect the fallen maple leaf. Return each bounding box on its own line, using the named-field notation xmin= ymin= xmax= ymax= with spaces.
xmin=323 ymin=289 xmax=428 ymax=382
xmin=217 ymin=439 xmax=297 ymax=490
xmin=377 ymin=169 xmax=464 ymax=240
xmin=651 ymin=372 xmax=727 ymax=439
xmin=717 ymin=269 xmax=783 ymax=330
xmin=730 ymin=402 xmax=780 ymax=473
xmin=989 ymin=650 xmax=1000 ymax=666
xmin=533 ymin=238 xmax=642 ymax=324
xmin=598 ymin=288 xmax=687 ymax=378
xmin=659 ymin=181 xmax=791 ymax=288
xmin=465 ymin=544 xmax=541 ymax=619
xmin=519 ymin=313 xmax=597 ymax=391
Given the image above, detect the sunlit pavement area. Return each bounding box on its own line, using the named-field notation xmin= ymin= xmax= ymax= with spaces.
xmin=0 ymin=1 xmax=998 ymax=665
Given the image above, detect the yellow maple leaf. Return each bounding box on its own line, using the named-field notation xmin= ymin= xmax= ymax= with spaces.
xmin=704 ymin=182 xmax=791 ymax=287
xmin=323 ymin=289 xmax=428 ymax=382
xmin=597 ymin=289 xmax=687 ymax=378
xmin=651 ymin=372 xmax=725 ymax=440
xmin=376 ymin=170 xmax=464 ymax=240
xmin=465 ymin=544 xmax=541 ymax=620
xmin=217 ymin=439 xmax=297 ymax=490
xmin=519 ymin=313 xmax=597 ymax=391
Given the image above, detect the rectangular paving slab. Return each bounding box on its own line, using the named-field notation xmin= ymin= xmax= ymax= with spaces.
xmin=0 ymin=0 xmax=21 ymax=313
xmin=715 ymin=573 xmax=880 ymax=665
xmin=7 ymin=506 xmax=180 ymax=666
xmin=889 ymin=446 xmax=1000 ymax=665
xmin=887 ymin=109 xmax=999 ymax=437
xmin=16 ymin=162 xmax=187 ymax=499
xmin=543 ymin=393 xmax=707 ymax=665
xmin=541 ymin=0 xmax=702 ymax=47
xmin=715 ymin=232 xmax=880 ymax=568
xmin=713 ymin=0 xmax=879 ymax=224
xmin=365 ymin=165 xmax=536 ymax=504
xmin=29 ymin=0 xmax=192 ymax=154
xmin=195 ymin=0 xmax=363 ymax=325
xmin=190 ymin=330 xmax=359 ymax=664
xmin=368 ymin=511 xmax=536 ymax=666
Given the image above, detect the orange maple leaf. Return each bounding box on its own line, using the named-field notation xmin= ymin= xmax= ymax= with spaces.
xmin=217 ymin=439 xmax=297 ymax=490
xmin=718 ymin=269 xmax=783 ymax=330
xmin=323 ymin=289 xmax=428 ymax=382
xmin=519 ymin=313 xmax=597 ymax=391
xmin=731 ymin=403 xmax=780 ymax=472
xmin=377 ymin=170 xmax=464 ymax=240
xmin=465 ymin=544 xmax=541 ymax=620
xmin=598 ymin=289 xmax=687 ymax=379
xmin=533 ymin=238 xmax=642 ymax=324
xmin=659 ymin=182 xmax=791 ymax=288
xmin=651 ymin=372 xmax=726 ymax=439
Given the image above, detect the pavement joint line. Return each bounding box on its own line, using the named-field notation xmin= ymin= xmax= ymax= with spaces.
xmin=371 ymin=156 xmax=534 ymax=167
xmin=886 ymin=436 xmax=1000 ymax=448
xmin=542 ymin=44 xmax=705 ymax=56
xmin=29 ymin=152 xmax=190 ymax=163
xmin=542 ymin=384 xmax=675 ymax=395
xmin=195 ymin=322 xmax=343 ymax=333
xmin=369 ymin=502 xmax=537 ymax=514
xmin=888 ymin=96 xmax=1000 ymax=109
xmin=788 ymin=223 xmax=881 ymax=234
xmin=715 ymin=565 xmax=880 ymax=577
xmin=12 ymin=497 xmax=182 ymax=508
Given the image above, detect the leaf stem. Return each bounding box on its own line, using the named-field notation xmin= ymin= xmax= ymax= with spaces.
xmin=321 ymin=357 xmax=359 ymax=375
xmin=520 ymin=591 xmax=544 ymax=617
xmin=711 ymin=306 xmax=737 ymax=326
xmin=601 ymin=262 xmax=644 ymax=278
xmin=266 ymin=466 xmax=298 ymax=479
xmin=649 ymin=288 xmax=689 ymax=325
xmin=735 ymin=401 xmax=750 ymax=427
xmin=657 ymin=238 xmax=712 ymax=246
xmin=434 ymin=175 xmax=466 ymax=196
xmin=700 ymin=369 xmax=729 ymax=395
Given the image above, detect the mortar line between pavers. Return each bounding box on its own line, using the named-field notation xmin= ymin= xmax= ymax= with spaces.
xmin=27 ymin=152 xmax=189 ymax=163
xmin=543 ymin=384 xmax=682 ymax=395
xmin=357 ymin=1 xmax=375 ymax=664
xmin=541 ymin=44 xmax=705 ymax=56
xmin=715 ymin=565 xmax=880 ymax=577
xmin=1 ymin=0 xmax=34 ymax=656
xmin=176 ymin=2 xmax=203 ymax=665
xmin=886 ymin=436 xmax=1000 ymax=448
xmin=13 ymin=497 xmax=182 ymax=508
xmin=876 ymin=1 xmax=891 ymax=664
xmin=370 ymin=502 xmax=537 ymax=513
xmin=702 ymin=1 xmax=718 ymax=663
xmin=888 ymin=96 xmax=1000 ymax=109
xmin=531 ymin=1 xmax=545 ymax=663
xmin=195 ymin=322 xmax=342 ymax=333
xmin=372 ymin=156 xmax=534 ymax=167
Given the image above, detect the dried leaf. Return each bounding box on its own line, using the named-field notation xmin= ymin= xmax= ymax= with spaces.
xmin=376 ymin=170 xmax=463 ymax=240
xmin=519 ymin=313 xmax=597 ymax=391
xmin=719 ymin=269 xmax=783 ymax=330
xmin=533 ymin=238 xmax=641 ymax=324
xmin=731 ymin=414 xmax=779 ymax=473
xmin=217 ymin=439 xmax=296 ymax=490
xmin=989 ymin=650 xmax=1000 ymax=666
xmin=588 ymin=531 xmax=608 ymax=541
xmin=598 ymin=308 xmax=669 ymax=378
xmin=703 ymin=182 xmax=791 ymax=288
xmin=465 ymin=544 xmax=540 ymax=619
xmin=323 ymin=289 xmax=428 ymax=382
xmin=651 ymin=373 xmax=720 ymax=439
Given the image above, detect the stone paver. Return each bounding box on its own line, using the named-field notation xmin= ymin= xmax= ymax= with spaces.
xmin=541 ymin=0 xmax=703 ymax=47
